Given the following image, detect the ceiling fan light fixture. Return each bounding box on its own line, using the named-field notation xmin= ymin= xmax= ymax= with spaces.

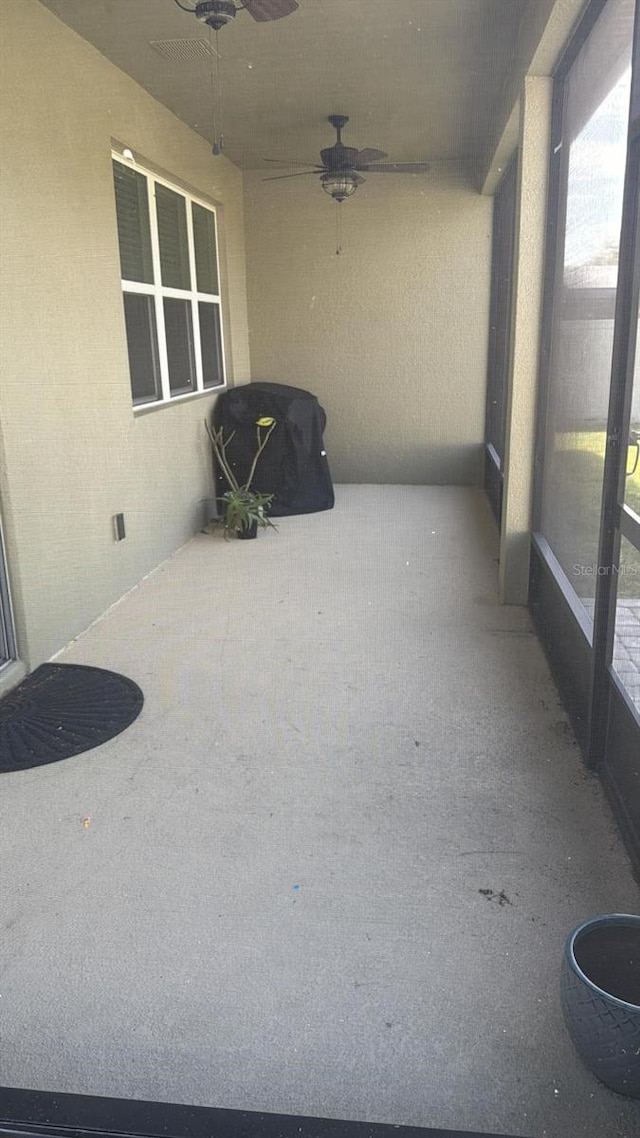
xmin=321 ymin=171 xmax=360 ymax=203
xmin=195 ymin=1 xmax=236 ymax=30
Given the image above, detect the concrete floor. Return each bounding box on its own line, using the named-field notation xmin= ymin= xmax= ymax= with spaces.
xmin=1 ymin=485 xmax=639 ymax=1138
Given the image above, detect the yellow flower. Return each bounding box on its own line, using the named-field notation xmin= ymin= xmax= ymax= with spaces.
xmin=256 ymin=416 xmax=275 ymax=427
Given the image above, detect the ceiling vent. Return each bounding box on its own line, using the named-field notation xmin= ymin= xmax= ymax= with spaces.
xmin=149 ymin=38 xmax=218 ymax=62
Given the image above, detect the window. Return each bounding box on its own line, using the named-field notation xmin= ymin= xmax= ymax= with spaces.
xmin=112 ymin=157 xmax=226 ymax=407
xmin=536 ymin=0 xmax=634 ymax=625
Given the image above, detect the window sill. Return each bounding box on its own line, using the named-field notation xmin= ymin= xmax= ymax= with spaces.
xmin=133 ymin=386 xmax=226 ymax=417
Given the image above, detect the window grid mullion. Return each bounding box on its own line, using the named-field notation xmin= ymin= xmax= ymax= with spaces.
xmin=148 ymin=177 xmax=171 ymax=402
xmin=119 ymin=280 xmax=155 ymax=296
xmin=194 ymin=290 xmax=222 ymax=303
xmin=184 ymin=199 xmax=204 ymax=393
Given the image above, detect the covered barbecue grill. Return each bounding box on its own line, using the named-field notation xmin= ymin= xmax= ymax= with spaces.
xmin=212 ymin=382 xmax=334 ymax=517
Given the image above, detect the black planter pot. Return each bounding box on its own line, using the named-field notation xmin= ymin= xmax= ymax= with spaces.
xmin=236 ymin=520 xmax=258 ymax=540
xmin=560 ymin=913 xmax=640 ymax=1098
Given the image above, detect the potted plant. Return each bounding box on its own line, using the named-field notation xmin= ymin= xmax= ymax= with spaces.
xmin=205 ymin=415 xmax=278 ymax=539
xmin=560 ymin=913 xmax=640 ymax=1098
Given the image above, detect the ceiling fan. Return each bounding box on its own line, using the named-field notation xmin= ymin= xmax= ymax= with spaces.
xmin=263 ymin=115 xmax=431 ymax=202
xmin=174 ymin=0 xmax=298 ymax=153
xmin=173 ymin=0 xmax=298 ymax=31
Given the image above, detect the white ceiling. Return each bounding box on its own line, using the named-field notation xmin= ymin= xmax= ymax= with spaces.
xmin=37 ymin=0 xmax=530 ymax=170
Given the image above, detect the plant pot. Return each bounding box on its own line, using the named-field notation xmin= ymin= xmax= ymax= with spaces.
xmin=560 ymin=913 xmax=640 ymax=1097
xmin=236 ymin=520 xmax=258 ymax=540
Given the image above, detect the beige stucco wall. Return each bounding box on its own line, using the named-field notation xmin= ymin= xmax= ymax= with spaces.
xmin=243 ymin=167 xmax=492 ymax=484
xmin=0 ymin=0 xmax=251 ymax=667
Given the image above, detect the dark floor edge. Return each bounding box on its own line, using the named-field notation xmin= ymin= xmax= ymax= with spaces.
xmin=601 ymin=764 xmax=640 ymax=882
xmin=529 ymin=538 xmax=640 ymax=883
xmin=0 ymin=1088 xmax=526 ymax=1138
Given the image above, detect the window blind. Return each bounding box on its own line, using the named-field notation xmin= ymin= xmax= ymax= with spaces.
xmin=192 ymin=203 xmax=219 ymax=295
xmin=113 ymin=162 xmax=154 ymax=284
xmin=155 ymin=184 xmax=191 ymax=290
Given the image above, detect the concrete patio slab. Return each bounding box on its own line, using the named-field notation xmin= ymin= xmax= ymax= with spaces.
xmin=1 ymin=486 xmax=638 ymax=1138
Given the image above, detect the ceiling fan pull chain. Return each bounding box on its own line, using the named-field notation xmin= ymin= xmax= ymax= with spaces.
xmin=209 ymin=27 xmax=217 ymax=153
xmin=336 ymin=203 xmax=342 ymax=255
xmin=216 ymin=29 xmax=225 ymax=152
xmin=211 ymin=28 xmax=224 ymax=155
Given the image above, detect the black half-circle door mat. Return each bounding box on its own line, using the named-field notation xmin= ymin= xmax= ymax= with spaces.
xmin=0 ymin=663 xmax=144 ymax=772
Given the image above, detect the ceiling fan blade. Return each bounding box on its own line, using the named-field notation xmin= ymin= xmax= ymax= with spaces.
xmin=353 ymin=148 xmax=388 ymax=165
xmin=263 ymin=170 xmax=322 ymax=180
xmin=243 ymin=0 xmax=299 ymax=21
xmin=359 ymin=162 xmax=431 ymax=173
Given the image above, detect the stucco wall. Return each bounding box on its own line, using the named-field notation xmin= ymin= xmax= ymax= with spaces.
xmin=243 ymin=167 xmax=492 ymax=484
xmin=0 ymin=0 xmax=251 ymax=667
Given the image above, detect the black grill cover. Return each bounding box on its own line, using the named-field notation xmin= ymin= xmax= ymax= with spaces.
xmin=212 ymin=383 xmax=334 ymax=516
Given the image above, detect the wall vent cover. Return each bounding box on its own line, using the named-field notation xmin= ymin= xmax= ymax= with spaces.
xmin=149 ymin=38 xmax=217 ymax=62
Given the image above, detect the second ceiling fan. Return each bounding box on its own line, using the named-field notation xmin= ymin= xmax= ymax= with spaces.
xmin=174 ymin=0 xmax=299 ymax=31
xmin=263 ymin=115 xmax=431 ymax=201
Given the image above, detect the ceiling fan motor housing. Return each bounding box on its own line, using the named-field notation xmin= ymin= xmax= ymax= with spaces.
xmin=320 ymin=144 xmax=359 ymax=169
xmin=322 ymin=116 xmax=358 ymax=170
xmin=195 ymin=0 xmax=237 ymax=29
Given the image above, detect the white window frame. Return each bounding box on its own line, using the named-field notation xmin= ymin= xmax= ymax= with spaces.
xmin=112 ymin=153 xmax=227 ymax=410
